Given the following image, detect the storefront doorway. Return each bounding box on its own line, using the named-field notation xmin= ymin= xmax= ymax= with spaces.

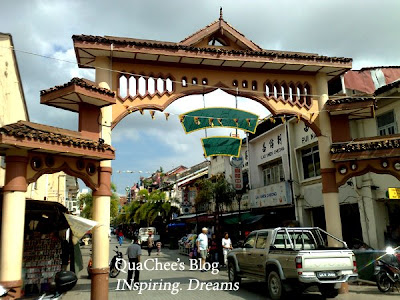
xmin=311 ymin=204 xmax=362 ymax=248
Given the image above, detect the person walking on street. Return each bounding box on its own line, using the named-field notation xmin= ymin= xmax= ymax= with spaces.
xmin=196 ymin=227 xmax=209 ymax=272
xmin=118 ymin=230 xmax=124 ymax=246
xmin=156 ymin=241 xmax=162 ymax=255
xmin=127 ymin=236 xmax=141 ymax=283
xmin=147 ymin=233 xmax=154 ymax=256
xmin=222 ymin=232 xmax=232 ymax=267
xmin=209 ymin=234 xmax=219 ymax=265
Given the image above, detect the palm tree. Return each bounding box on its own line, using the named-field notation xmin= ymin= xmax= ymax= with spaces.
xmin=132 ymin=189 xmax=173 ymax=226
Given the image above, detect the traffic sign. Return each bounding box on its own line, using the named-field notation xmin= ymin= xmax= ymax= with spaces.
xmin=230 ymin=155 xmax=243 ymax=168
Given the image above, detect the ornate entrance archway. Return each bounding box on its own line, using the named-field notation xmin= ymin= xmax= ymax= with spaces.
xmin=1 ymin=12 xmax=357 ymax=300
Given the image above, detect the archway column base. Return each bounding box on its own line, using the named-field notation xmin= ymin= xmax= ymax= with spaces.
xmin=339 ymin=282 xmax=349 ymax=294
xmin=0 ymin=280 xmax=22 ymax=299
xmin=90 ymin=268 xmax=109 ymax=300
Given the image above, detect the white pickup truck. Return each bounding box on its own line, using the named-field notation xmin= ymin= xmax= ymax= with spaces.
xmin=227 ymin=227 xmax=358 ymax=299
xmin=137 ymin=227 xmax=160 ymax=248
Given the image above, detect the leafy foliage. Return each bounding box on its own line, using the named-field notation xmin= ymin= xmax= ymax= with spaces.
xmin=195 ymin=176 xmax=236 ymax=211
xmin=79 ymin=182 xmax=120 ymax=220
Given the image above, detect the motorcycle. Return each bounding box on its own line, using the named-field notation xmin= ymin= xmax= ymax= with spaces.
xmin=0 ymin=271 xmax=77 ymax=299
xmin=375 ymin=246 xmax=400 ymax=292
xmin=109 ymin=246 xmax=123 ymax=278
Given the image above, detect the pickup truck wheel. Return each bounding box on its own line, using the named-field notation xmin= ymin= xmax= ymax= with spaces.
xmin=319 ymin=284 xmax=339 ymax=298
xmin=267 ymin=271 xmax=283 ymax=300
xmin=228 ymin=261 xmax=241 ymax=284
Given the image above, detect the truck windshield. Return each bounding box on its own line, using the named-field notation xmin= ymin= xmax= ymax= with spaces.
xmin=139 ymin=228 xmax=155 ymax=235
xmin=272 ymin=229 xmax=347 ymax=250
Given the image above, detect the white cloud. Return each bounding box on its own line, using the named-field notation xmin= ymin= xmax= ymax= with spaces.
xmin=3 ymin=0 xmax=400 ymax=192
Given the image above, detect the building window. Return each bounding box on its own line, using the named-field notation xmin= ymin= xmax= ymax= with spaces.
xmin=377 ymin=111 xmax=396 ymax=136
xmin=262 ymin=160 xmax=284 ymax=186
xmin=301 ymin=145 xmax=320 ymax=179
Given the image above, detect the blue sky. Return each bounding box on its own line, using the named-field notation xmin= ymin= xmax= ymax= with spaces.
xmin=110 ymin=91 xmax=269 ymax=193
xmin=2 ymin=0 xmax=400 ymax=193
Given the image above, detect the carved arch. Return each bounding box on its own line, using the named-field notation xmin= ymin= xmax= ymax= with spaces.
xmin=112 ymin=81 xmax=321 ymax=136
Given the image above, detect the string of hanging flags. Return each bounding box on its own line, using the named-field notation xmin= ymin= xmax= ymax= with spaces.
xmin=124 ymin=105 xmax=316 ymax=125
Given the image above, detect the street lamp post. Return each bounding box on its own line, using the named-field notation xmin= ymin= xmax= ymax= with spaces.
xmin=237 ymin=193 xmax=243 ymax=240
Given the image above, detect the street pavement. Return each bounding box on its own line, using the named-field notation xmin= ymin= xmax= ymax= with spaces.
xmin=62 ymin=238 xmax=397 ymax=300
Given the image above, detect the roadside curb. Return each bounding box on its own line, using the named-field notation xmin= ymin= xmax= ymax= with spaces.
xmin=351 ymin=279 xmax=376 ymax=286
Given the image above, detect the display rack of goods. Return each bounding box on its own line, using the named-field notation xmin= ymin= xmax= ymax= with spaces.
xmin=23 ymin=233 xmax=62 ymax=292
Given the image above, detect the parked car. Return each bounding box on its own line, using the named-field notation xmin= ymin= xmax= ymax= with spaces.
xmin=227 ymin=227 xmax=358 ymax=300
xmin=138 ymin=227 xmax=160 ymax=248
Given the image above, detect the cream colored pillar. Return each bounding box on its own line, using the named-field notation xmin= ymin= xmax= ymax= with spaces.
xmin=316 ymin=73 xmax=343 ymax=246
xmin=0 ymin=152 xmax=28 ymax=299
xmin=316 ymin=73 xmax=348 ymax=294
xmin=90 ymin=57 xmax=113 ymax=300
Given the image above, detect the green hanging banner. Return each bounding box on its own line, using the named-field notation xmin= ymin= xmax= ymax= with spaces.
xmin=180 ymin=107 xmax=259 ymax=134
xmin=201 ymin=136 xmax=242 ymax=157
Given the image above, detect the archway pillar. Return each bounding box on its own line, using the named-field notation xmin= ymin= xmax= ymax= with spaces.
xmin=0 ymin=150 xmax=28 ymax=299
xmin=316 ymin=74 xmax=348 ymax=294
xmin=316 ymin=73 xmax=343 ymax=245
xmin=91 ymin=167 xmax=112 ymax=300
xmin=90 ymin=56 xmax=113 ymax=300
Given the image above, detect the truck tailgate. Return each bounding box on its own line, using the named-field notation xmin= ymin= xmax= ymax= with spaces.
xmin=300 ymin=250 xmax=354 ymax=271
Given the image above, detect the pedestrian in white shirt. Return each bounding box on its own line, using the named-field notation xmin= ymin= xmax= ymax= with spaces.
xmin=196 ymin=227 xmax=209 ymax=272
xmin=222 ymin=232 xmax=232 ymax=267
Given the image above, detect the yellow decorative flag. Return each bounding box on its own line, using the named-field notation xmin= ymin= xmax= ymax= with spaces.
xmin=139 ymin=108 xmax=144 ymax=115
xmin=179 ymin=115 xmax=185 ymax=123
xmin=194 ymin=116 xmax=200 ymax=125
xmin=233 ymin=118 xmax=239 ymax=126
xmin=164 ymin=112 xmax=170 ymax=121
xmin=270 ymin=117 xmax=276 ymax=124
xmin=208 ymin=118 xmax=214 ymax=127
xmin=149 ymin=111 xmax=155 ymax=119
xmin=246 ymin=118 xmax=251 ymax=126
xmin=296 ymin=114 xmax=301 ymax=123
xmin=217 ymin=118 xmax=223 ymax=126
xmin=281 ymin=116 xmax=286 ymax=123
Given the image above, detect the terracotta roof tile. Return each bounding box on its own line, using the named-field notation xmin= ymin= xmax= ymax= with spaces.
xmin=0 ymin=121 xmax=114 ymax=152
xmin=179 ymin=20 xmax=219 ymax=43
xmin=330 ymin=135 xmax=400 ymax=154
xmin=40 ymin=77 xmax=115 ymax=97
xmin=72 ymin=35 xmax=352 ymax=64
xmin=326 ymin=97 xmax=376 ymax=106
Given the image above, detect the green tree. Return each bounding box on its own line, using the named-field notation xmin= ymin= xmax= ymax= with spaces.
xmin=195 ymin=175 xmax=236 ymax=234
xmin=110 ymin=183 xmax=119 ymax=220
xmin=78 ymin=182 xmax=120 ymax=220
xmin=132 ymin=189 xmax=173 ymax=226
xmin=79 ymin=192 xmax=93 ymax=219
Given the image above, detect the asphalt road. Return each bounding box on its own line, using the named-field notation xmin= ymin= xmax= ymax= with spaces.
xmin=62 ymin=238 xmax=397 ymax=300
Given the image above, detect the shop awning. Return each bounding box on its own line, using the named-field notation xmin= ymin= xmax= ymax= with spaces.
xmin=175 ymin=213 xmax=207 ymax=220
xmin=167 ymin=222 xmax=186 ymax=228
xmin=223 ymin=213 xmax=264 ymax=225
xmin=177 ymin=170 xmax=208 ymax=187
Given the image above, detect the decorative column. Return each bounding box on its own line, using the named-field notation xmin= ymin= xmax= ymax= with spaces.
xmin=90 ymin=56 xmax=112 ymax=300
xmin=0 ymin=152 xmax=28 ymax=299
xmin=316 ymin=73 xmax=343 ymax=246
xmin=316 ymin=74 xmax=348 ymax=294
xmin=91 ymin=167 xmax=112 ymax=300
